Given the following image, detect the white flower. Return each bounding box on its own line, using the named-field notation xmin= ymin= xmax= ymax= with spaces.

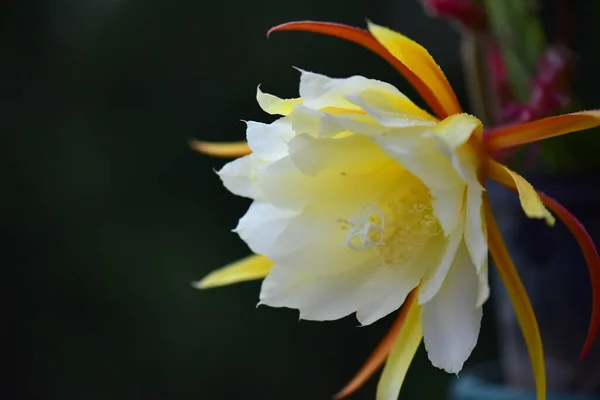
xmin=217 ymin=69 xmax=488 ymax=374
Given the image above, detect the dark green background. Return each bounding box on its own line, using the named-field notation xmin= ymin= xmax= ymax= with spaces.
xmin=12 ymin=0 xmax=600 ymax=399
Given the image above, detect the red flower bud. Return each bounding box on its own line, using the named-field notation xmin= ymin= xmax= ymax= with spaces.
xmin=420 ymin=0 xmax=487 ymax=31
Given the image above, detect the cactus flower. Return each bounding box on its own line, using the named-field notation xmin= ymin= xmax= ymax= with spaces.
xmin=193 ymin=21 xmax=600 ymax=400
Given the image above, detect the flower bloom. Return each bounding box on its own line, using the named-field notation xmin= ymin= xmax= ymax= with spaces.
xmin=193 ymin=21 xmax=600 ymax=400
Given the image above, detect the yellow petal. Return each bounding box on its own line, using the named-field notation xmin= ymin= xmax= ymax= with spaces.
xmin=432 ymin=113 xmax=483 ymax=149
xmin=333 ymin=295 xmax=416 ymax=400
xmin=193 ymin=254 xmax=274 ymax=289
xmin=376 ymin=291 xmax=422 ymax=400
xmin=486 ymin=110 xmax=600 ymax=152
xmin=487 ymin=160 xmax=555 ymax=226
xmin=367 ymin=22 xmax=462 ymax=118
xmin=485 ymin=203 xmax=546 ymax=400
xmin=256 ymin=86 xmax=301 ymax=115
xmin=267 ymin=21 xmax=448 ymax=119
xmin=189 ymin=140 xmax=251 ymax=158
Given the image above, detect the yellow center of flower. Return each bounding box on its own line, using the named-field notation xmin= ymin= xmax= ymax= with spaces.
xmin=343 ymin=171 xmax=442 ymax=268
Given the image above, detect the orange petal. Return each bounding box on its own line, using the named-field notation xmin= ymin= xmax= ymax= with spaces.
xmin=536 ymin=192 xmax=600 ymax=360
xmin=189 ymin=140 xmax=251 ymax=158
xmin=486 ymin=110 xmax=600 ymax=152
xmin=267 ymin=21 xmax=450 ymax=119
xmin=485 ymin=201 xmax=546 ymax=400
xmin=333 ymin=290 xmax=417 ymax=400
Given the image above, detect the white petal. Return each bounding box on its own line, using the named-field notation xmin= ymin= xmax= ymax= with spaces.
xmin=259 ymin=258 xmax=374 ymax=321
xmin=375 ymin=131 xmax=463 ymax=191
xmin=464 ymin=183 xmax=487 ymax=272
xmin=421 ymin=241 xmax=482 ymax=373
xmin=217 ymin=155 xmax=262 ymax=199
xmin=355 ymin=237 xmax=442 ymax=325
xmin=246 ymin=119 xmax=295 ymax=161
xmin=287 ymin=105 xmax=347 ymax=138
xmin=431 ymin=186 xmax=465 ymax=236
xmin=265 ymin=204 xmax=353 ymax=262
xmin=256 ymin=86 xmax=299 ymax=115
xmin=346 ymin=90 xmax=437 ymax=128
xmin=258 ymin=138 xmax=399 ymax=210
xmin=476 ymin=257 xmax=490 ymax=308
xmin=354 ymin=267 xmax=420 ymax=326
xmin=234 ymin=201 xmax=299 ymax=255
xmin=288 ymin=133 xmax=385 ymax=176
xmin=298 ymin=70 xmax=400 ymax=110
xmin=418 ymin=222 xmax=463 ymax=304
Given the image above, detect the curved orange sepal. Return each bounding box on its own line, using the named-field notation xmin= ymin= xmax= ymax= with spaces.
xmin=538 ymin=192 xmax=600 ymax=359
xmin=267 ymin=21 xmax=448 ymax=119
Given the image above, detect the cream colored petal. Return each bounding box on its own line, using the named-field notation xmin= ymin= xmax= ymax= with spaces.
xmin=245 ymin=119 xmax=295 ymax=161
xmin=421 ymin=241 xmax=482 ymax=373
xmin=476 ymin=257 xmax=490 ymax=308
xmin=464 ymin=184 xmax=487 ymax=272
xmin=431 ymin=186 xmax=465 ymax=237
xmin=419 ymin=222 xmax=463 ymax=304
xmin=258 ymin=136 xmax=400 ymax=210
xmin=217 ymin=155 xmax=262 ymax=199
xmin=355 ymin=233 xmax=444 ymax=325
xmin=432 ymin=113 xmax=481 ymax=149
xmin=256 ymin=86 xmax=300 ymax=115
xmin=354 ymin=266 xmax=421 ymax=326
xmin=375 ymin=130 xmax=462 ymax=191
xmin=234 ymin=201 xmax=299 ymax=256
xmin=426 ymin=114 xmax=483 ymax=188
xmin=288 ymin=133 xmax=385 ymax=176
xmin=299 ymin=70 xmax=401 ymax=110
xmin=287 ymin=105 xmax=349 ymax=137
xmin=259 ymin=257 xmax=375 ymax=321
xmin=346 ymin=90 xmax=437 ymax=128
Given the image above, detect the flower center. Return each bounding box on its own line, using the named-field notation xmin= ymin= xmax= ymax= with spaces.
xmin=342 ymin=171 xmax=442 ymax=268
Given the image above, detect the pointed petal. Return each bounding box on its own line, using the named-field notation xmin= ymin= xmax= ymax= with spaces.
xmin=486 ymin=110 xmax=600 ymax=152
xmin=485 ymin=202 xmax=546 ymax=400
xmin=193 ymin=254 xmax=274 ymax=289
xmin=217 ymin=155 xmax=262 ymax=199
xmin=465 ymin=183 xmax=487 ymax=272
xmin=189 ymin=140 xmax=251 ymax=158
xmin=537 ymin=192 xmax=600 ymax=360
xmin=476 ymin=257 xmax=490 ymax=308
xmin=234 ymin=201 xmax=298 ymax=255
xmin=333 ymin=293 xmax=416 ymax=400
xmin=297 ymin=69 xmax=436 ymax=123
xmin=367 ymin=22 xmax=462 ymax=118
xmin=246 ymin=119 xmax=295 ymax=161
xmin=256 ymin=86 xmax=300 ymax=115
xmin=421 ymin=241 xmax=482 ymax=373
xmin=354 ymin=266 xmax=421 ymax=326
xmin=487 ymin=160 xmax=555 ymax=225
xmin=267 ymin=21 xmax=450 ymax=119
xmin=376 ymin=291 xmax=422 ymax=400
xmin=259 ymin=260 xmax=373 ymax=321
xmin=419 ymin=222 xmax=463 ymax=304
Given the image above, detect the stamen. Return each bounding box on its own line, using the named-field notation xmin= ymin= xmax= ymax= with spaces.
xmin=344 ymin=203 xmax=386 ymax=250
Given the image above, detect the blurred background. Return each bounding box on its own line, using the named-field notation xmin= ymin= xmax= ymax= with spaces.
xmin=6 ymin=0 xmax=600 ymax=399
